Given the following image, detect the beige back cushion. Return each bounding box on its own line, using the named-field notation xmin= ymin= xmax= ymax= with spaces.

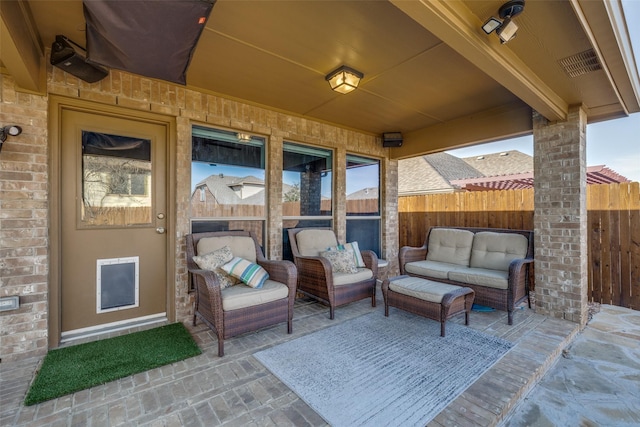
xmin=470 ymin=232 xmax=528 ymax=271
xmin=296 ymin=229 xmax=338 ymax=257
xmin=197 ymin=236 xmax=257 ymax=263
xmin=426 ymin=228 xmax=474 ymax=266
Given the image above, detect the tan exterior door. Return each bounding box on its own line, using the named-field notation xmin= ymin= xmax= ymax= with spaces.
xmin=60 ymin=109 xmax=168 ymax=335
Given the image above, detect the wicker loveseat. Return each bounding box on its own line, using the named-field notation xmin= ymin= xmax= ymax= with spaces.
xmin=186 ymin=231 xmax=297 ymax=356
xmin=288 ymin=228 xmax=378 ymax=319
xmin=399 ymin=226 xmax=534 ymax=325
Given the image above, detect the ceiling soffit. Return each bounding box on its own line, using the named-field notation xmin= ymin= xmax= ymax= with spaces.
xmin=390 ymin=0 xmax=568 ymax=122
xmin=13 ymin=0 xmax=640 ymax=145
xmin=571 ymin=0 xmax=640 ymax=116
xmin=187 ymin=0 xmax=520 ymax=134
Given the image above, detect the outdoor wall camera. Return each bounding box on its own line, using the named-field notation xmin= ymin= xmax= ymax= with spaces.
xmin=482 ymin=0 xmax=525 ymax=44
xmin=50 ymin=35 xmax=108 ymax=83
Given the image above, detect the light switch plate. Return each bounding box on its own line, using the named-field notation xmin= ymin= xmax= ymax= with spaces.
xmin=0 ymin=296 xmax=19 ymax=311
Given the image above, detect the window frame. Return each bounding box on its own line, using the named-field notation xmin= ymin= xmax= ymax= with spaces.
xmin=189 ymin=125 xmax=267 ymax=248
xmin=282 ymin=141 xmax=334 ymax=223
xmin=281 ymin=141 xmax=334 ymax=261
xmin=345 ymin=154 xmax=381 ymax=257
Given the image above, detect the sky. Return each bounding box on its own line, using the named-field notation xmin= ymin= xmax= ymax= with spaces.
xmin=448 ymin=0 xmax=640 ymax=183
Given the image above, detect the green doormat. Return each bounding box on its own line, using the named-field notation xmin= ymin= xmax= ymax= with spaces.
xmin=24 ymin=323 xmax=201 ymax=406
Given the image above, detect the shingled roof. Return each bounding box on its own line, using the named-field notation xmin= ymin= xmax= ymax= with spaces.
xmin=399 ymin=150 xmax=629 ymax=194
xmin=193 ymin=174 xmax=294 ymax=204
xmin=451 ymin=165 xmax=630 ymax=191
xmin=398 ymin=155 xmax=462 ymax=195
xmin=462 ymin=150 xmax=533 ymax=176
xmin=424 ymin=152 xmax=483 ymax=181
xmin=347 ymin=187 xmax=379 ymax=200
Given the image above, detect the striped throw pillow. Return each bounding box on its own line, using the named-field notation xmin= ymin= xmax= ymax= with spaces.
xmin=222 ymin=257 xmax=269 ymax=289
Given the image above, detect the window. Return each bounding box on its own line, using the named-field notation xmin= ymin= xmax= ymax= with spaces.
xmin=191 ymin=126 xmax=266 ymax=246
xmin=346 ymin=154 xmax=380 ymax=256
xmin=81 ymin=131 xmax=152 ymax=226
xmin=282 ymin=142 xmax=333 ymax=260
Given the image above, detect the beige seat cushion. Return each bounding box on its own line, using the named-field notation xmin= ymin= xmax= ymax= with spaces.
xmin=296 ymin=229 xmax=339 ymax=257
xmin=333 ymin=268 xmax=374 ymax=286
xmin=448 ymin=267 xmax=509 ymax=289
xmin=197 ymin=236 xmax=257 ymax=263
xmin=221 ymin=280 xmax=289 ymax=311
xmin=469 ymin=232 xmax=528 ymax=271
xmin=389 ymin=276 xmax=462 ymax=303
xmin=426 ymin=228 xmax=474 ymax=266
xmin=404 ymin=260 xmax=468 ymax=280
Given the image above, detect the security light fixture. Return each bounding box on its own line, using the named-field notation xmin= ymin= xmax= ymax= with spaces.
xmin=482 ymin=0 xmax=525 ymax=44
xmin=482 ymin=17 xmax=502 ymax=34
xmin=0 ymin=125 xmax=22 ymax=153
xmin=325 ymin=65 xmax=363 ymax=94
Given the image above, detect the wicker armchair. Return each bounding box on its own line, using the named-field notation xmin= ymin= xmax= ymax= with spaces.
xmin=186 ymin=231 xmax=297 ymax=357
xmin=288 ymin=228 xmax=378 ymax=319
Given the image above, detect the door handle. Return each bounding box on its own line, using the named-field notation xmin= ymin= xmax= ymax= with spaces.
xmin=156 ymin=227 xmax=166 ymax=234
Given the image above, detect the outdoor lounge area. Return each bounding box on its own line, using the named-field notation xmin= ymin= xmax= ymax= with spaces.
xmin=1 ymin=1 xmax=639 ymax=426
xmin=2 ymin=289 xmax=581 ymax=426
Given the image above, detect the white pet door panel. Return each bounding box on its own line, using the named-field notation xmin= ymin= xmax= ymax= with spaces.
xmin=97 ymin=257 xmax=140 ymax=313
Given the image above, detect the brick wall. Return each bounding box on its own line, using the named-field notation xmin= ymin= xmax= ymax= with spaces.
xmin=533 ymin=106 xmax=589 ymax=325
xmin=0 ymin=59 xmax=393 ymax=361
xmin=0 ymin=74 xmax=50 ymax=360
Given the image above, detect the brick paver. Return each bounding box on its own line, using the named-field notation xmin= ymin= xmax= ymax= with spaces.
xmin=0 ymin=292 xmax=578 ymax=426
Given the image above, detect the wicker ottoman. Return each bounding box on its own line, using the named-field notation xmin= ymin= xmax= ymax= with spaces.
xmin=382 ymin=275 xmax=475 ymax=337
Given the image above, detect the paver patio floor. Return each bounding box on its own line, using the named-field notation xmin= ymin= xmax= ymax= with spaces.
xmin=1 ymin=288 xmax=588 ymax=427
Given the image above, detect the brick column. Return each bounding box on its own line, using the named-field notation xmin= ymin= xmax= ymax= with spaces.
xmin=383 ymin=157 xmax=399 ymax=278
xmin=533 ymin=105 xmax=589 ymax=325
xmin=267 ymin=134 xmax=283 ymax=260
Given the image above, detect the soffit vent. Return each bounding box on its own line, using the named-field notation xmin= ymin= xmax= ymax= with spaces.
xmin=559 ymin=49 xmax=602 ymax=78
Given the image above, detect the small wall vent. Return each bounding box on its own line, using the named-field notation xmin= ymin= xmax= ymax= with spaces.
xmin=559 ymin=49 xmax=602 ymax=78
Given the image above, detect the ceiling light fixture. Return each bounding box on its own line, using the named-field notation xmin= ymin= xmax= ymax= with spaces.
xmin=0 ymin=125 xmax=22 ymax=153
xmin=325 ymin=65 xmax=363 ymax=94
xmin=482 ymin=0 xmax=525 ymax=44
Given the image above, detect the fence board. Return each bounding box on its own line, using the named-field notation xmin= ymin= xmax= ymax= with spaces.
xmin=598 ymin=185 xmax=613 ymax=304
xmin=619 ymin=183 xmax=632 ymax=308
xmin=609 ymin=184 xmax=622 ymax=306
xmin=589 ymin=209 xmax=602 ymax=304
xmin=399 ymin=183 xmax=639 ymax=310
xmin=630 ymin=182 xmax=640 ymax=310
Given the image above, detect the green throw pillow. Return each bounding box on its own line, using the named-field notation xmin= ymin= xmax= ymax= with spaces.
xmin=222 ymin=257 xmax=269 ymax=289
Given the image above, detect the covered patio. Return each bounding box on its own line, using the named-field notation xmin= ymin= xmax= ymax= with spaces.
xmin=1 ymin=1 xmax=639 ymax=423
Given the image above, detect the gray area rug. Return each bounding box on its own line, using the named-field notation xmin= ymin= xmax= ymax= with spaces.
xmin=254 ymin=310 xmax=514 ymax=426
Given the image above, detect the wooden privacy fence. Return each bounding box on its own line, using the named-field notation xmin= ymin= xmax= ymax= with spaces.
xmin=398 ymin=182 xmax=640 ymax=310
